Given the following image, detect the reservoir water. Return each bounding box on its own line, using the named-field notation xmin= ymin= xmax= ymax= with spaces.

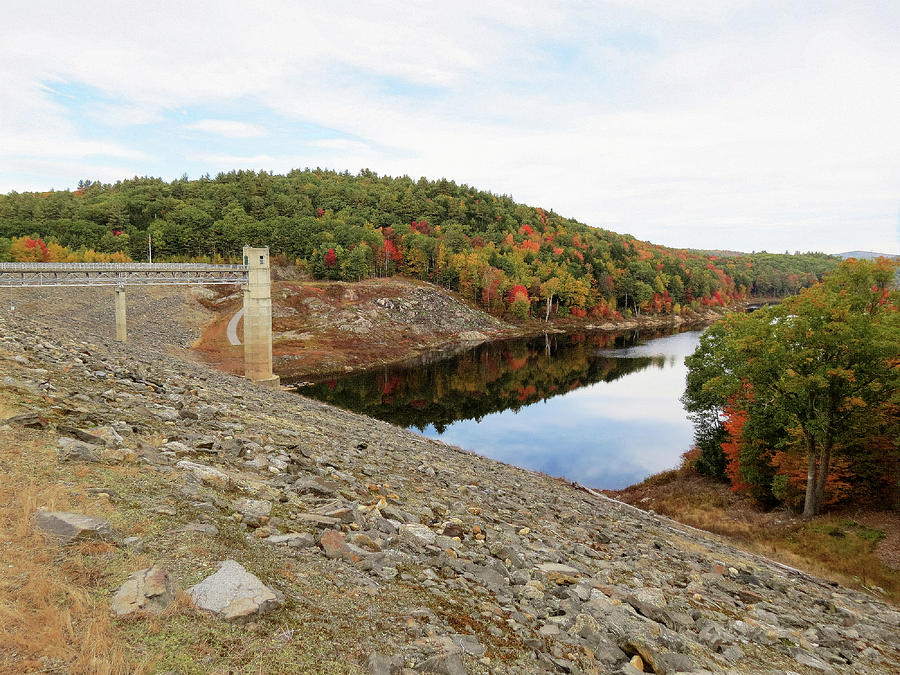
xmin=296 ymin=327 xmax=703 ymax=490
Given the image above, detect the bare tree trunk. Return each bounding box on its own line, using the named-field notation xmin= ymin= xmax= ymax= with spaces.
xmin=803 ymin=435 xmax=818 ymax=518
xmin=813 ymin=435 xmax=833 ymax=514
xmin=545 ymin=295 xmax=553 ymax=322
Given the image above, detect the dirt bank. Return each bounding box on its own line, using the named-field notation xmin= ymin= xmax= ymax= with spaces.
xmin=1 ymin=276 xmax=727 ymax=381
xmin=191 ymin=276 xmax=726 ymax=380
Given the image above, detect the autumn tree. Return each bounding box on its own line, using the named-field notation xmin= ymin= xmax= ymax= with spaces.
xmin=683 ymin=259 xmax=900 ymax=516
xmin=8 ymin=236 xmax=49 ymax=262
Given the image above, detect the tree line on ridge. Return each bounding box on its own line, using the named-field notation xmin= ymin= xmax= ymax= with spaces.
xmin=0 ymin=169 xmax=837 ymax=320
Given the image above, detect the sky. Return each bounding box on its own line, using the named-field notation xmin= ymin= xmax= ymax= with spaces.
xmin=1 ymin=1 xmax=898 ymax=255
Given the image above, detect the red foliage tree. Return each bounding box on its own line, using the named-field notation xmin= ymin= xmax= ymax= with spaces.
xmin=410 ymin=220 xmax=430 ymax=235
xmin=9 ymin=236 xmax=50 ymax=262
xmin=506 ymin=284 xmax=529 ymax=305
xmin=383 ymin=240 xmax=401 ymax=265
xmin=722 ymin=398 xmax=751 ymax=492
xmin=324 ymin=248 xmax=337 ymax=268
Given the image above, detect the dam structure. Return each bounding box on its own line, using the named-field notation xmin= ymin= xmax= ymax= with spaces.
xmin=0 ymin=245 xmax=278 ymax=386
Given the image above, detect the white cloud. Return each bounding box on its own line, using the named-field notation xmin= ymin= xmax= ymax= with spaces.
xmin=188 ymin=153 xmax=279 ymax=168
xmin=0 ymin=1 xmax=898 ymax=252
xmin=185 ymin=119 xmax=267 ymax=139
xmin=311 ymin=139 xmax=371 ymax=153
xmin=88 ymin=103 xmax=164 ymax=127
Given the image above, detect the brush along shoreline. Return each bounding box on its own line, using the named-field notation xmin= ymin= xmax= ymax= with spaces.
xmin=2 ymin=305 xmax=898 ymax=674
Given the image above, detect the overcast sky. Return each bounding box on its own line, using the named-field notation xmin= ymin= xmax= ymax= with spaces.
xmin=2 ymin=1 xmax=898 ymax=254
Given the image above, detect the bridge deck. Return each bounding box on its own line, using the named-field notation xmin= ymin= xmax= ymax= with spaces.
xmin=0 ymin=262 xmax=248 ymax=287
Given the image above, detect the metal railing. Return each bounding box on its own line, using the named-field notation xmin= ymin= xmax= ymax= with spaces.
xmin=0 ymin=262 xmax=249 ymax=288
xmin=0 ymin=262 xmax=246 ymax=271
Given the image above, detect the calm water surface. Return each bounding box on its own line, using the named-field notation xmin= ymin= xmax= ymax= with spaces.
xmin=296 ymin=328 xmax=702 ymax=490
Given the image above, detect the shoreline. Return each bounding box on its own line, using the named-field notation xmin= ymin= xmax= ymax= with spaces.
xmin=205 ymin=275 xmax=738 ymax=382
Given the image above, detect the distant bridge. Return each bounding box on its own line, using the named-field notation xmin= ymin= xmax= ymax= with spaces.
xmin=0 ymin=261 xmax=247 ymax=287
xmin=0 ymin=247 xmax=278 ymax=386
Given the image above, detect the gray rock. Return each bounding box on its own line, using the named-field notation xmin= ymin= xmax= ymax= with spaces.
xmin=792 ymin=648 xmax=836 ymax=672
xmin=232 ymin=497 xmax=272 ymax=526
xmin=697 ymin=622 xmax=736 ymax=651
xmin=510 ymin=569 xmax=530 ymax=585
xmin=721 ymin=645 xmax=745 ymax=664
xmin=620 ymin=635 xmax=668 ymax=675
xmin=110 ymin=565 xmax=174 ymax=616
xmin=632 ymin=586 xmax=667 ymax=608
xmin=176 ymin=459 xmax=229 ymax=488
xmin=56 ymin=425 xmax=105 ymax=445
xmin=414 ymin=652 xmax=466 ymax=675
xmin=35 ymin=511 xmax=117 ymax=544
xmin=399 ymin=523 xmax=436 ymax=548
xmin=296 ymin=513 xmax=342 ymax=528
xmin=266 ymin=532 xmax=315 ymax=548
xmin=188 ymin=560 xmax=282 ymax=621
xmin=448 ymin=633 xmax=485 ymax=657
xmin=57 ymin=438 xmax=101 ymax=462
xmin=366 ymin=652 xmax=400 ymax=675
xmin=658 ymin=652 xmax=697 ymax=673
xmin=294 ymin=478 xmax=336 ymax=497
xmin=536 ymin=562 xmax=580 ymax=576
xmin=471 ymin=565 xmax=507 ymax=593
xmin=122 ymin=536 xmax=145 ymax=552
xmin=4 ymin=412 xmax=46 ymax=428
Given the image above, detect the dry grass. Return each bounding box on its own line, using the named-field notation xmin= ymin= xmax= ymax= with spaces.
xmin=0 ymin=423 xmax=146 ymax=674
xmin=0 ymin=401 xmax=376 ymax=674
xmin=610 ymin=469 xmax=900 ymax=605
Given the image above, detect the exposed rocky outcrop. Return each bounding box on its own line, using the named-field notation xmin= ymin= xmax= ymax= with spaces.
xmin=110 ymin=564 xmax=175 ymax=616
xmin=34 ymin=510 xmax=117 ymax=545
xmin=2 ymin=309 xmax=899 ymax=673
xmin=188 ymin=559 xmax=283 ymax=621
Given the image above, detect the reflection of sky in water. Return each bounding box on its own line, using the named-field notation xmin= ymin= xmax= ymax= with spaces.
xmin=419 ymin=331 xmax=701 ymax=490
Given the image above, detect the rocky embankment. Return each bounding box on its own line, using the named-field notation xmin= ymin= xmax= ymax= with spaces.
xmin=1 ymin=310 xmax=899 ymax=674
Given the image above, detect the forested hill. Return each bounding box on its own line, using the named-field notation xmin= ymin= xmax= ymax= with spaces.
xmin=0 ymin=169 xmax=837 ymax=319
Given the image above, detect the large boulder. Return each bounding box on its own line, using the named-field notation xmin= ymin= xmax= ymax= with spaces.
xmin=35 ymin=511 xmax=117 ymax=544
xmin=318 ymin=529 xmax=368 ymax=563
xmin=110 ymin=565 xmax=174 ymax=616
xmin=176 ymin=459 xmax=230 ymax=488
xmin=231 ymin=497 xmax=272 ymax=527
xmin=398 ymin=523 xmax=436 ymax=548
xmin=188 ymin=560 xmax=282 ymax=622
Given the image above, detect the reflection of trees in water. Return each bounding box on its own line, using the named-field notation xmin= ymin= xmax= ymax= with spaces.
xmin=299 ymin=328 xmax=679 ymax=432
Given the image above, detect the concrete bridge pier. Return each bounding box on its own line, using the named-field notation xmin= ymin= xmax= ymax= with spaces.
xmin=242 ymin=246 xmax=280 ymax=387
xmin=115 ymin=286 xmax=127 ymax=342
